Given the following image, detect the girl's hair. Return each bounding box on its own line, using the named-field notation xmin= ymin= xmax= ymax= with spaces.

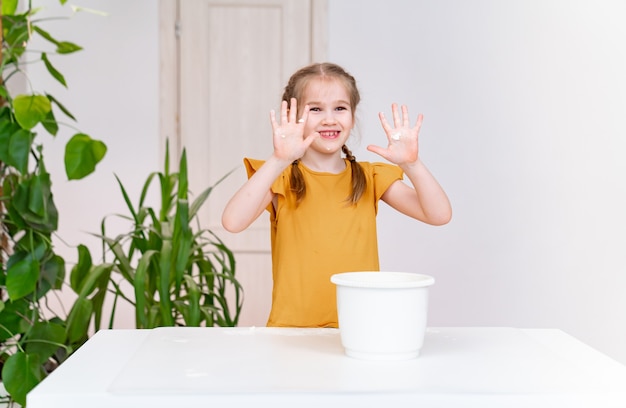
xmin=283 ymin=62 xmax=367 ymax=205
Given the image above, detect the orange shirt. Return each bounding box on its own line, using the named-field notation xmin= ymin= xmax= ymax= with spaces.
xmin=244 ymin=158 xmax=403 ymax=328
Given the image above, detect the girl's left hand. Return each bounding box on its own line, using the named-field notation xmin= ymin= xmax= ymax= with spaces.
xmin=367 ymin=103 xmax=421 ymax=165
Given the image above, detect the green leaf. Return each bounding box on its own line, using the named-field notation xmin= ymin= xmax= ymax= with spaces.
xmin=1 ymin=12 xmax=29 ymax=59
xmin=42 ymin=52 xmax=68 ymax=87
xmin=6 ymin=258 xmax=40 ymax=301
xmin=57 ymin=41 xmax=83 ymax=54
xmin=134 ymin=250 xmax=158 ymax=329
xmin=70 ymin=245 xmax=93 ymax=293
xmin=0 ymin=299 xmax=33 ymax=342
xmin=158 ymin=240 xmax=175 ymax=326
xmin=64 ymin=133 xmax=107 ymax=180
xmin=1 ymin=0 xmax=18 ymax=15
xmin=25 ymin=321 xmax=67 ymax=365
xmin=0 ymin=127 xmax=35 ymax=174
xmin=11 ymin=172 xmax=59 ymax=232
xmin=1 ymin=351 xmax=43 ymax=407
xmin=42 ymin=104 xmax=60 ymax=136
xmin=66 ymin=297 xmax=93 ymax=343
xmin=32 ymin=26 xmax=60 ymax=46
xmin=13 ymin=94 xmax=52 ymax=130
xmin=38 ymin=255 xmax=66 ymax=297
xmin=47 ymin=93 xmax=77 ymax=121
xmin=184 ymin=275 xmax=201 ymax=326
xmin=75 ymin=263 xmax=112 ymax=298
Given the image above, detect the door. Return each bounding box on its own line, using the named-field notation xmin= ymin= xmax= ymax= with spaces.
xmin=159 ymin=0 xmax=327 ymax=326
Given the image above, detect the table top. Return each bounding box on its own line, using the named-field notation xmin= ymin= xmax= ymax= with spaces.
xmin=28 ymin=327 xmax=626 ymax=408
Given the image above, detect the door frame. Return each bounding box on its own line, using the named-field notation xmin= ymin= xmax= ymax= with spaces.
xmin=157 ymin=0 xmax=328 ymax=164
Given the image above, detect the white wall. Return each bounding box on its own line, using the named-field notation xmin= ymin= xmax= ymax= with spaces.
xmin=26 ymin=0 xmax=625 ymax=364
xmin=328 ymin=0 xmax=626 ymax=364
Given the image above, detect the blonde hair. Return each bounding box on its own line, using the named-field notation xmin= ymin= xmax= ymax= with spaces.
xmin=283 ymin=62 xmax=366 ymax=204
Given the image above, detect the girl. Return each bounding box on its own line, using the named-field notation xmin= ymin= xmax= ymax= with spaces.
xmin=222 ymin=62 xmax=451 ymax=328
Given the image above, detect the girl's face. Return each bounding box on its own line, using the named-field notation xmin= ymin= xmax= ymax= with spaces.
xmin=300 ymin=78 xmax=354 ymax=156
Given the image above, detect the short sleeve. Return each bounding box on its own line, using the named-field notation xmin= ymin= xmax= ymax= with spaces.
xmin=243 ymin=157 xmax=290 ymax=217
xmin=370 ymin=162 xmax=404 ymax=201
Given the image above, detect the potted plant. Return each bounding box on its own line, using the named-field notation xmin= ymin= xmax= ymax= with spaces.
xmin=95 ymin=140 xmax=243 ymax=329
xmin=0 ymin=2 xmax=109 ymax=406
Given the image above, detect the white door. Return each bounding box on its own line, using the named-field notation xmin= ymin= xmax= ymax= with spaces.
xmin=159 ymin=0 xmax=327 ymax=326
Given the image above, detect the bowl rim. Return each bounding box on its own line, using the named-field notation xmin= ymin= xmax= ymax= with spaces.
xmin=330 ymin=271 xmax=435 ymax=289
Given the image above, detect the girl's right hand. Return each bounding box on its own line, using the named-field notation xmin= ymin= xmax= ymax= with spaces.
xmin=270 ymin=98 xmax=319 ymax=162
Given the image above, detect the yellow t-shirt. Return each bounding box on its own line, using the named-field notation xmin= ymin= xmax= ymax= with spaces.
xmin=244 ymin=158 xmax=403 ymax=328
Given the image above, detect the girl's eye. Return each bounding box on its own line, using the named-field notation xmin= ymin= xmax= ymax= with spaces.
xmin=309 ymin=107 xmax=321 ymax=112
xmin=336 ymin=106 xmax=347 ymax=111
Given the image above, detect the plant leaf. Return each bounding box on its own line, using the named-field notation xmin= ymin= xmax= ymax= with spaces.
xmin=46 ymin=93 xmax=77 ymax=121
xmin=183 ymin=275 xmax=201 ymax=326
xmin=1 ymin=351 xmax=43 ymax=407
xmin=57 ymin=41 xmax=83 ymax=54
xmin=38 ymin=255 xmax=66 ymax=298
xmin=0 ymin=298 xmax=33 ymax=342
xmin=70 ymin=244 xmax=92 ymax=293
xmin=13 ymin=94 xmax=52 ymax=130
xmin=11 ymin=172 xmax=59 ymax=232
xmin=64 ymin=133 xmax=107 ymax=180
xmin=66 ymin=297 xmax=93 ymax=343
xmin=25 ymin=321 xmax=66 ymax=365
xmin=41 ymin=106 xmax=60 ymax=135
xmin=6 ymin=257 xmax=40 ymax=301
xmin=134 ymin=250 xmax=158 ymax=329
xmin=2 ymin=0 xmax=18 ymax=15
xmin=0 ymin=127 xmax=35 ymax=173
xmin=158 ymin=240 xmax=175 ymax=326
xmin=42 ymin=52 xmax=68 ymax=87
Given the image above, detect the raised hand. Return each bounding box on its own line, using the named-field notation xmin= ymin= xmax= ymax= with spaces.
xmin=270 ymin=98 xmax=318 ymax=162
xmin=367 ymin=103 xmax=421 ymax=165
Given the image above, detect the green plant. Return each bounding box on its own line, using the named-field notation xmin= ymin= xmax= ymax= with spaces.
xmin=97 ymin=141 xmax=243 ymax=329
xmin=0 ymin=1 xmax=109 ymax=406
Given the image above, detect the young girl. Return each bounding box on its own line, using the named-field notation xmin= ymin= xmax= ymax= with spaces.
xmin=222 ymin=62 xmax=451 ymax=328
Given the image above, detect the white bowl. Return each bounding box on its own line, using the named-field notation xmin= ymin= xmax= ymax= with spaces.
xmin=330 ymin=271 xmax=435 ymax=360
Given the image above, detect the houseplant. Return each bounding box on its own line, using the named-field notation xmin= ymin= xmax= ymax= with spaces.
xmin=96 ymin=140 xmax=243 ymax=329
xmin=1 ymin=1 xmax=109 ymax=406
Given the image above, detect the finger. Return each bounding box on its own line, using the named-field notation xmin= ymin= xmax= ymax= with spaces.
xmin=366 ymin=144 xmax=392 ymax=161
xmin=402 ymin=105 xmax=410 ymax=128
xmin=378 ymin=111 xmax=392 ymax=134
xmin=299 ymin=104 xmax=310 ymax=124
xmin=289 ymin=98 xmax=298 ymax=123
xmin=391 ymin=103 xmax=401 ymax=127
xmin=302 ymin=131 xmax=320 ymax=148
xmin=414 ymin=113 xmax=424 ymax=131
xmin=280 ymin=100 xmax=289 ymax=124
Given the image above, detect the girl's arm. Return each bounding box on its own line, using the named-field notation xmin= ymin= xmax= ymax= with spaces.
xmin=221 ymin=155 xmax=290 ymax=233
xmin=367 ymin=104 xmax=452 ymax=226
xmin=221 ymin=99 xmax=318 ymax=232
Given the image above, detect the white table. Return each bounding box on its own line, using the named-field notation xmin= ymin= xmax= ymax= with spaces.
xmin=28 ymin=327 xmax=626 ymax=407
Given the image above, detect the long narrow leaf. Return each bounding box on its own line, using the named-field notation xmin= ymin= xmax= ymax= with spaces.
xmin=134 ymin=250 xmax=158 ymax=329
xmin=158 ymin=240 xmax=174 ymax=326
xmin=183 ymin=275 xmax=201 ymax=326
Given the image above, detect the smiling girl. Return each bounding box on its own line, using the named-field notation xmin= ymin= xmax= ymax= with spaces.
xmin=221 ymin=62 xmax=451 ymax=328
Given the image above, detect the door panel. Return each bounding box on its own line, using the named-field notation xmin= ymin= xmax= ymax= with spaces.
xmin=161 ymin=0 xmax=326 ymax=326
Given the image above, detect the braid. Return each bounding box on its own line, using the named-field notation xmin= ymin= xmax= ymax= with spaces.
xmin=342 ymin=145 xmax=367 ymax=204
xmin=290 ymin=160 xmax=306 ymax=203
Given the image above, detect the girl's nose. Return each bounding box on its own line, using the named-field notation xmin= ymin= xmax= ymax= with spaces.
xmin=321 ymin=111 xmax=337 ymax=125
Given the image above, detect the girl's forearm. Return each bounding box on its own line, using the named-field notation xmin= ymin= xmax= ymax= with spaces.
xmin=400 ymin=159 xmax=452 ymax=226
xmin=221 ymin=155 xmax=292 ymax=232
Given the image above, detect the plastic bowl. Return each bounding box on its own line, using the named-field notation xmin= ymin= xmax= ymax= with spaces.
xmin=330 ymin=271 xmax=435 ymax=360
